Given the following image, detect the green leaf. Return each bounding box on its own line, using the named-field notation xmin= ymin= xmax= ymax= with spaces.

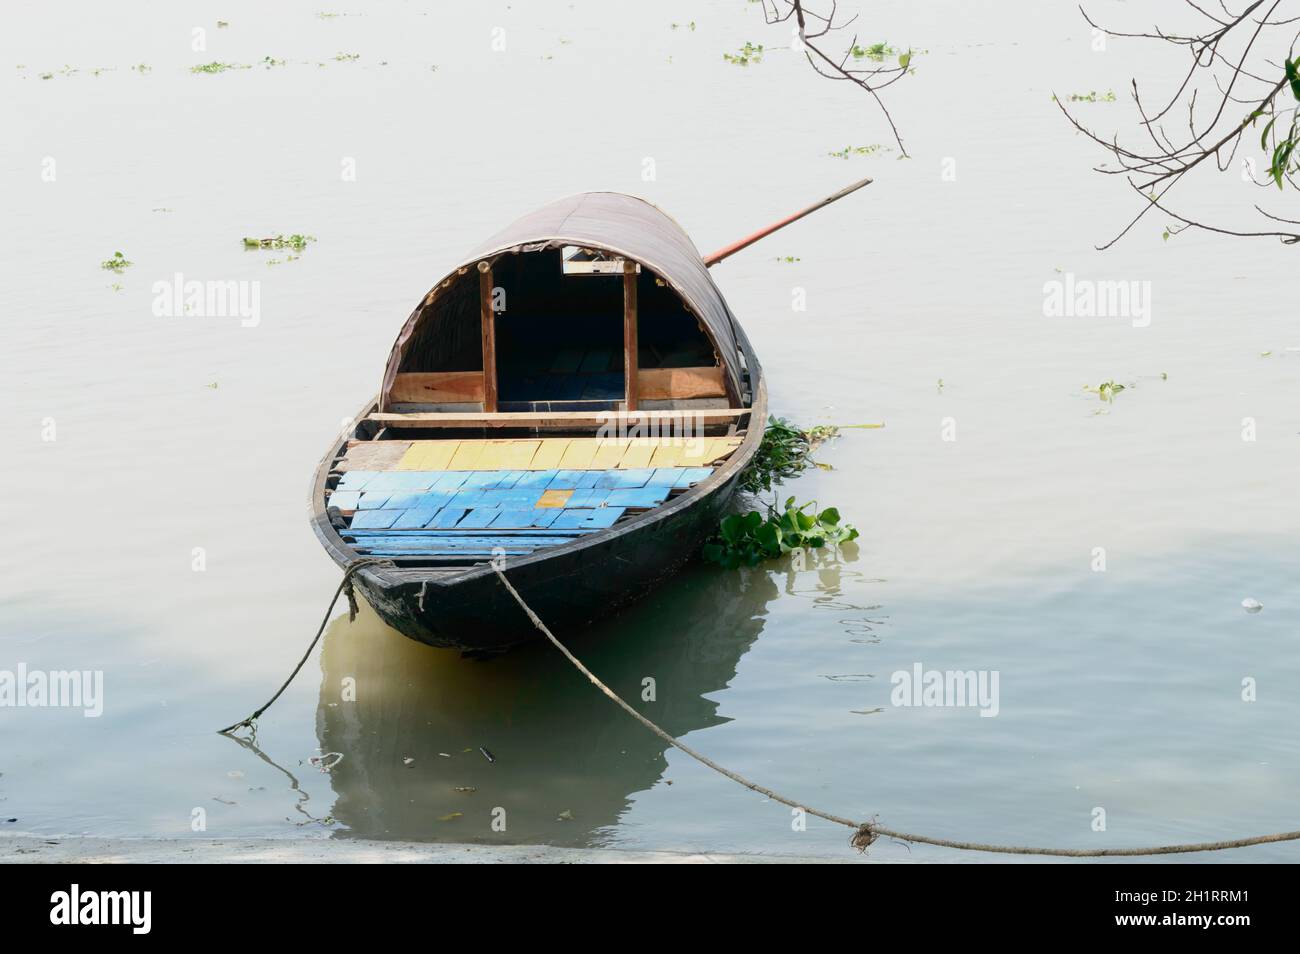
xmin=1287 ymin=58 xmax=1300 ymax=102
xmin=720 ymin=514 xmax=746 ymax=543
xmin=1261 ymin=114 xmax=1278 ymax=151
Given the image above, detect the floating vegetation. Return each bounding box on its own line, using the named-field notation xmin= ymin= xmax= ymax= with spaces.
xmin=723 ymin=42 xmax=764 ymax=66
xmin=1053 ymin=90 xmax=1117 ymax=103
xmin=190 ymin=61 xmax=251 ymax=74
xmin=39 ymin=73 xmax=53 ymax=80
xmin=100 ymin=251 xmax=132 ymax=273
xmin=131 ymin=63 xmax=151 ymax=73
xmin=827 ymin=144 xmax=888 ymax=159
xmin=671 ymin=21 xmax=696 ymax=31
xmin=774 ymin=255 xmax=801 ymax=263
xmin=741 ymin=417 xmax=837 ymax=494
xmin=333 ymin=52 xmax=360 ymax=61
xmin=217 ymin=20 xmax=229 ymax=28
xmin=262 ymin=56 xmax=287 ymax=68
xmin=851 ymin=42 xmax=896 ymax=60
xmin=1085 ymin=379 xmax=1127 ymax=403
xmin=242 ymin=233 xmax=315 ymax=251
xmin=704 ymin=498 xmax=859 ymax=569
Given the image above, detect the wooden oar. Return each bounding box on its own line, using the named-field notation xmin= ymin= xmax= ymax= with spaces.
xmin=701 ymin=177 xmax=873 ymax=267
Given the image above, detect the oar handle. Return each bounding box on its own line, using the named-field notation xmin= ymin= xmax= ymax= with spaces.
xmin=702 ymin=177 xmax=873 ymax=267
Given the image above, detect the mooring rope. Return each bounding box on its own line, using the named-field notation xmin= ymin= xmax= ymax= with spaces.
xmin=492 ymin=567 xmax=1300 ymax=857
xmin=217 ymin=558 xmax=392 ymax=736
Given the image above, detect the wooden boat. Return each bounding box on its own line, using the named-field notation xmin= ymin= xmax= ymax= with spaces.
xmin=310 ymin=184 xmax=869 ymax=652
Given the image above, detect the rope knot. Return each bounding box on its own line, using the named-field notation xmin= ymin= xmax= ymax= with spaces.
xmin=851 ymin=821 xmax=879 ymax=853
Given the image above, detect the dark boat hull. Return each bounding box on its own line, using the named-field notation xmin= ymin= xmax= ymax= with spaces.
xmin=311 ymin=383 xmax=766 ymax=652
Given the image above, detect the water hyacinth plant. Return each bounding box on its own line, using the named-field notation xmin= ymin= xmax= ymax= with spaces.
xmin=704 ymin=498 xmax=859 ymax=569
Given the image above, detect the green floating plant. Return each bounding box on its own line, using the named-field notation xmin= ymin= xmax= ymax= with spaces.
xmin=723 ymin=42 xmax=764 ymax=65
xmin=101 ymin=250 xmax=132 ymax=272
xmin=704 ymin=498 xmax=859 ymax=569
xmin=1085 ymin=379 xmax=1126 ymax=402
xmin=740 ymin=416 xmax=839 ymax=494
xmin=242 ymin=233 xmax=315 ymax=251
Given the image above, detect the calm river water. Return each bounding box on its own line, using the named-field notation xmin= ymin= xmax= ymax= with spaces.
xmin=2 ymin=0 xmax=1297 ymax=861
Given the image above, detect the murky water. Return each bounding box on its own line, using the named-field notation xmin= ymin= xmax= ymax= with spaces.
xmin=2 ymin=1 xmax=1297 ymax=861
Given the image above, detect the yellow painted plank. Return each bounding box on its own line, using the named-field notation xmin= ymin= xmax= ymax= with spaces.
xmin=650 ymin=443 xmax=687 ymax=466
xmin=396 ymin=440 xmax=459 ymax=471
xmin=558 ymin=439 xmax=600 ymax=469
xmin=448 ymin=440 xmax=488 ymax=470
xmin=529 ymin=439 xmax=570 ymax=470
xmin=678 ymin=437 xmax=739 ymax=467
xmin=500 ymin=440 xmax=543 ymax=469
xmin=590 ymin=439 xmax=628 ymax=469
xmin=537 ymin=489 xmax=573 ymax=509
xmin=618 ymin=441 xmax=655 ymax=469
xmin=476 ymin=440 xmax=539 ymax=471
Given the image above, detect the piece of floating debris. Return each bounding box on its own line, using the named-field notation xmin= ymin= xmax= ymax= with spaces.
xmin=402 ymin=757 xmax=415 ymax=766
xmin=479 ymin=746 xmax=495 ymax=763
xmin=438 ymin=812 xmax=463 ymax=822
xmin=309 ymin=752 xmax=344 ymax=772
xmin=557 ymin=809 xmax=574 ymax=821
xmin=454 ymin=786 xmax=476 ymax=793
xmin=1242 ymin=598 xmax=1263 ymax=614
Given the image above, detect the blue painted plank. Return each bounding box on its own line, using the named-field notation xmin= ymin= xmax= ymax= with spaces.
xmin=531 ymin=508 xmax=562 ymax=528
xmin=576 ymin=471 xmax=602 ymax=489
xmin=350 ymin=509 xmax=400 ymax=529
xmin=552 ymin=507 xmax=626 ymax=529
xmin=548 ymin=470 xmax=588 ymax=490
xmin=336 ymin=471 xmax=377 ymax=492
xmin=428 ymin=507 xmax=468 ymax=528
xmin=449 ymin=490 xmax=486 ymax=509
xmin=605 ymin=487 xmax=670 ymax=508
xmin=514 ymin=470 xmax=558 ymax=489
xmin=354 ymin=536 xmax=555 ymax=548
xmin=456 ymin=508 xmax=500 ymax=529
xmin=596 ymin=469 xmax=655 ymax=489
xmin=391 ymin=508 xmax=441 ymax=529
xmin=674 ymin=467 xmax=714 ymax=489
xmin=500 ymin=490 xmax=543 ymax=508
xmin=328 ymin=491 xmax=361 ymax=510
xmin=365 ymin=472 xmax=437 ymax=492
xmin=345 ymin=530 xmax=590 ymax=538
xmin=357 ymin=492 xmax=392 ymax=510
xmin=431 ymin=472 xmax=470 ymax=491
xmin=489 ymin=509 xmax=542 ymax=529
xmin=382 ymin=491 xmax=431 ymax=511
xmin=565 ymin=489 xmax=610 ymax=508
xmin=646 ymin=467 xmax=686 ymax=487
xmin=462 ymin=470 xmax=507 ymax=489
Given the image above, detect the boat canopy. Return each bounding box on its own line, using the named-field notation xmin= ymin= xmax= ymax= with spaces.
xmin=380 ymin=192 xmax=751 ymax=410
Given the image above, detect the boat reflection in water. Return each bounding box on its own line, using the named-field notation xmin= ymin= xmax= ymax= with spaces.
xmin=316 ymin=563 xmax=787 ymax=846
